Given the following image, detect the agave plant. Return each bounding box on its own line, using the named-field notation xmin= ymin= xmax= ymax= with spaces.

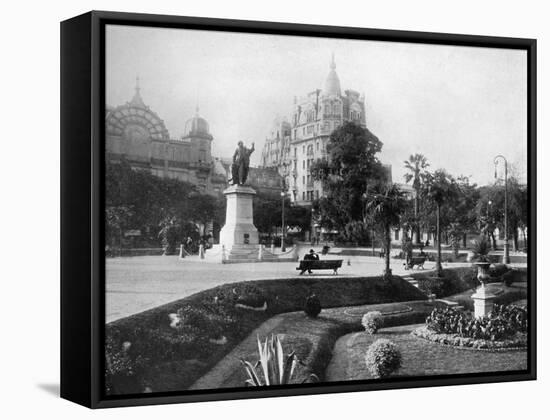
xmin=241 ymin=335 xmax=318 ymax=386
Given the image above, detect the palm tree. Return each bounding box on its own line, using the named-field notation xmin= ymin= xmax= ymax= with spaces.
xmin=366 ymin=184 xmax=408 ymax=280
xmin=423 ymin=170 xmax=460 ymax=277
xmin=404 ymin=154 xmax=430 ymax=244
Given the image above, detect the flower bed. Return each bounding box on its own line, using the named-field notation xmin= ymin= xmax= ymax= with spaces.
xmin=412 ymin=303 xmax=528 ymax=351
xmin=412 ymin=326 xmax=527 ymax=351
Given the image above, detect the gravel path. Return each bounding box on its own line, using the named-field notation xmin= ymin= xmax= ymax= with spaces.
xmin=106 ymin=254 xmax=440 ymax=322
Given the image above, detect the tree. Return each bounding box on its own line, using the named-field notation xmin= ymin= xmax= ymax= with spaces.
xmin=105 ymin=205 xmax=134 ymax=254
xmin=253 ymin=192 xmax=312 ymax=240
xmin=445 ymin=175 xmax=480 ymax=248
xmin=403 ymin=154 xmax=430 ymax=244
xmin=476 ymin=178 xmax=527 ymax=251
xmin=422 ymin=170 xmax=461 ymax=276
xmin=158 ymin=216 xmax=181 ymax=255
xmin=105 ymin=160 xmax=225 ymax=247
xmin=311 ymin=122 xmax=386 ymax=244
xmin=365 ymin=184 xmax=408 ymax=280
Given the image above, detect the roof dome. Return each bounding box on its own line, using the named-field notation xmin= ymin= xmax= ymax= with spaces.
xmin=323 ymin=54 xmax=341 ymax=97
xmin=183 ymin=107 xmax=212 ymax=139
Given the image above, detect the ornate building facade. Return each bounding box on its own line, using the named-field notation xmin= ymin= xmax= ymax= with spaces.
xmin=260 ymin=55 xmax=369 ymax=205
xmin=106 ymin=79 xmax=282 ymax=197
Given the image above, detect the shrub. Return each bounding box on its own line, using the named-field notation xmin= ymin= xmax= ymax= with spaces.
xmin=502 ymin=270 xmax=515 ymax=287
xmin=425 ymin=304 xmax=527 ymax=341
xmin=417 ymin=277 xmax=445 ymax=298
xmin=361 ymin=311 xmax=383 ymax=334
xmin=304 ymin=294 xmax=321 ymax=318
xmin=364 ymin=339 xmax=402 ymax=378
xmin=490 ymin=263 xmax=509 ymax=278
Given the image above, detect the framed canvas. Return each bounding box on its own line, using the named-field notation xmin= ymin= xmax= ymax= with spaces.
xmin=60 ymin=11 xmax=536 ymax=409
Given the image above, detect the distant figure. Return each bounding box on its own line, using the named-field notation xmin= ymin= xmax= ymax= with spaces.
xmin=186 ymin=236 xmax=193 ymax=252
xmin=231 ymin=141 xmax=255 ymax=185
xmin=300 ymin=249 xmax=319 ymax=275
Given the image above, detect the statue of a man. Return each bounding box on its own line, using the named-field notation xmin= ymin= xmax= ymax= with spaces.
xmin=231 ymin=141 xmax=255 ymax=185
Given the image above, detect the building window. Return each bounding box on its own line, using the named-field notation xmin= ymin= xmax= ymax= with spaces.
xmin=315 ymin=190 xmax=319 ymax=199
xmin=302 ymin=192 xmax=305 ymax=201
xmin=302 ymin=176 xmax=305 ymax=185
xmin=303 ymin=145 xmax=305 ymax=153
xmin=394 ymin=230 xmax=399 ymax=240
xmin=316 ymin=141 xmax=319 ymax=151
xmin=302 ymin=160 xmax=305 ymax=169
xmin=294 ymin=147 xmax=297 ymax=157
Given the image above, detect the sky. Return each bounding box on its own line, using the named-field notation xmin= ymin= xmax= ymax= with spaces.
xmin=106 ymin=25 xmax=527 ymax=186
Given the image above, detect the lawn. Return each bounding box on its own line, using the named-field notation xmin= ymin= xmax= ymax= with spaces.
xmin=326 ymin=324 xmax=527 ymax=382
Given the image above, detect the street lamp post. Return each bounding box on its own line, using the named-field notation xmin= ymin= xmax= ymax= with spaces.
xmin=281 ymin=189 xmax=286 ymax=252
xmin=485 ymin=200 xmax=492 ymax=241
xmin=494 ymin=155 xmax=510 ymax=264
xmin=280 ymin=166 xmax=288 ymax=253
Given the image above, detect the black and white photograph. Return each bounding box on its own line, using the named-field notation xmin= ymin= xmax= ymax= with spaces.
xmin=103 ymin=21 xmax=532 ymax=398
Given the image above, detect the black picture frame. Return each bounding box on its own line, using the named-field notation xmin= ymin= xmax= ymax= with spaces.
xmin=61 ymin=10 xmax=537 ymax=409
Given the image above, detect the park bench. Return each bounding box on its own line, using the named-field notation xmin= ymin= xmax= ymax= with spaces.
xmin=296 ymin=259 xmax=343 ymax=275
xmin=404 ymin=256 xmax=426 ymax=270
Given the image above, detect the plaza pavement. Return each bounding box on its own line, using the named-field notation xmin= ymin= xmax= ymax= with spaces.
xmin=106 ymin=251 xmax=442 ymax=323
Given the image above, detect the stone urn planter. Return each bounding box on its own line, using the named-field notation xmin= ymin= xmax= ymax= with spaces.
xmin=474 ymin=261 xmax=492 ymax=289
xmin=471 ymin=261 xmax=495 ymax=318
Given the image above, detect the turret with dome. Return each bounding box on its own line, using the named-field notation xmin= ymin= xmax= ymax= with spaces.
xmin=260 ymin=53 xmax=368 ymax=206
xmin=323 ymin=53 xmax=342 ymax=97
xmin=182 ymin=106 xmax=213 ymax=164
xmin=183 ymin=107 xmax=213 ymax=141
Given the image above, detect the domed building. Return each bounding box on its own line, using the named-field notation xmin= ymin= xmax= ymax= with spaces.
xmin=260 ymin=54 xmax=368 ymax=205
xmin=105 ymin=79 xmax=226 ymax=195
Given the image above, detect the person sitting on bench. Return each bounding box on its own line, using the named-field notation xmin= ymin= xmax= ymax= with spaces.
xmin=300 ymin=249 xmax=319 ymax=274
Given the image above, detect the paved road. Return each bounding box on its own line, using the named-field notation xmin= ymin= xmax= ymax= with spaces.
xmin=105 ymin=253 xmax=439 ymax=323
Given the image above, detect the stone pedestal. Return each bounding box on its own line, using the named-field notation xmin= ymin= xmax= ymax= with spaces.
xmin=471 ymin=285 xmax=496 ymax=318
xmin=219 ymin=184 xmax=259 ymax=250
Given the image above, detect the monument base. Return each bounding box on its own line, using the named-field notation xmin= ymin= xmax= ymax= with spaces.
xmin=471 ymin=285 xmax=496 ymax=318
xmin=209 ymin=243 xmax=299 ymax=263
xmin=219 ymin=184 xmax=259 ymax=249
xmin=211 ymin=184 xmax=299 ymax=263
